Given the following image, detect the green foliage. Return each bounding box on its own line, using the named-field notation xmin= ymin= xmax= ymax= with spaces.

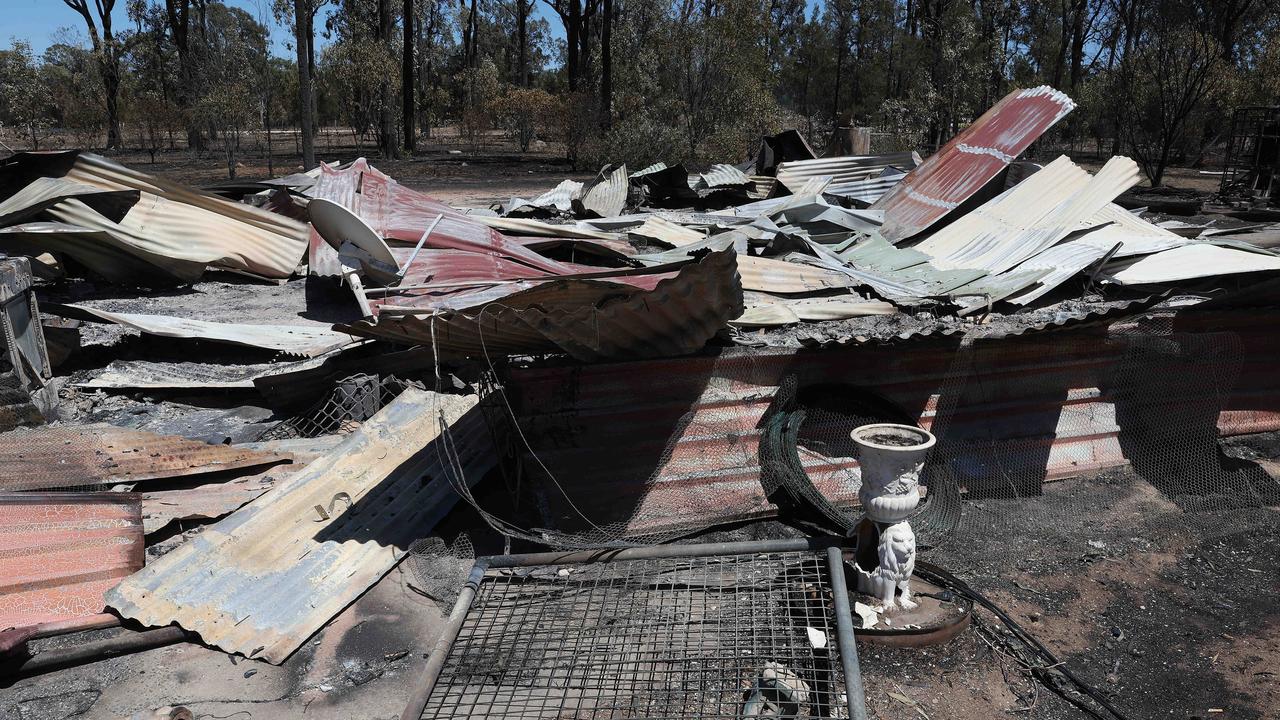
xmin=0 ymin=40 xmax=51 ymax=149
xmin=491 ymin=86 xmax=557 ymax=151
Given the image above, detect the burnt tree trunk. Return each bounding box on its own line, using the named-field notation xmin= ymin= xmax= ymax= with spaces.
xmin=403 ymin=0 xmax=416 ymax=151
xmin=295 ymin=0 xmax=316 ymax=168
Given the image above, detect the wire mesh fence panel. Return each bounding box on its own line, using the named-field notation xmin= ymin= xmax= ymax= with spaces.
xmin=419 ymin=551 xmax=850 ymax=720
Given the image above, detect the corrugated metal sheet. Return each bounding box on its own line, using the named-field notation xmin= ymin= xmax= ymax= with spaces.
xmin=0 ymin=221 xmax=178 ymax=284
xmin=304 ymin=159 xmax=742 ymax=360
xmin=141 ymin=464 xmax=300 ymax=533
xmin=916 ymin=156 xmax=1141 ymax=274
xmin=630 ymin=216 xmax=705 ymax=247
xmin=503 ymin=179 xmax=583 ymax=215
xmin=0 ymin=423 xmax=289 ymax=491
xmin=872 ymin=86 xmax=1076 ymax=241
xmin=0 ymin=492 xmax=144 ymax=632
xmin=732 ymin=293 xmax=897 ymax=326
xmin=696 ymin=164 xmax=753 ymax=189
xmin=575 ymin=164 xmax=629 ymax=218
xmin=0 ymin=152 xmax=308 ymax=280
xmin=342 ymin=248 xmax=744 ymax=361
xmin=506 ymin=302 xmax=1280 ymax=537
xmin=825 ymin=171 xmax=907 ymax=205
xmin=736 ymin=255 xmax=860 ymax=294
xmin=107 ymin=389 xmax=491 ymax=663
xmin=52 ymin=304 xmax=357 ymax=358
xmin=775 ymin=152 xmax=918 ymax=192
xmin=1108 ymin=243 xmax=1280 ymax=284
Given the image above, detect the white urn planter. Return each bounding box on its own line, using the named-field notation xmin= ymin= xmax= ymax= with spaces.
xmin=850 ymin=423 xmax=935 ymax=611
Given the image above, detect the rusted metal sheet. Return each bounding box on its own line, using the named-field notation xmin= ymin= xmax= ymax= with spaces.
xmin=506 ymin=306 xmax=1280 ymax=537
xmin=343 ymin=248 xmax=744 ymax=361
xmin=872 ymin=86 xmax=1076 ymax=241
xmin=306 ymin=159 xmax=741 ymax=361
xmin=0 ymin=492 xmax=144 ymax=632
xmin=0 ymin=423 xmax=289 ymax=491
xmin=0 ymin=151 xmax=308 ymax=281
xmin=141 ymin=463 xmax=301 ymax=533
xmin=107 ymin=389 xmax=493 ymax=663
xmin=51 ymin=304 xmax=357 ymax=358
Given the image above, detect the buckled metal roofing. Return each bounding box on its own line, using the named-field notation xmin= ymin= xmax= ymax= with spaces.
xmin=872 ymin=86 xmax=1076 ymax=241
xmin=0 ymin=151 xmax=308 ymax=281
xmin=107 ymin=389 xmax=492 ymax=663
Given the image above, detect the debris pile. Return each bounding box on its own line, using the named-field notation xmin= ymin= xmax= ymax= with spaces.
xmin=1 ymin=85 xmax=1279 ymax=719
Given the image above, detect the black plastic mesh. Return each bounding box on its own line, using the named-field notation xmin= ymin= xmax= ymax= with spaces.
xmin=256 ymin=373 xmax=421 ymax=441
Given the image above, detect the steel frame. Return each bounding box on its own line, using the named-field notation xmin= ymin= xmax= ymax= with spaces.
xmin=400 ymin=537 xmax=868 ymax=720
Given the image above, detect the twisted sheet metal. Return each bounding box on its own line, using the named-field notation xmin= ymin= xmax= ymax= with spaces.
xmin=107 ymin=389 xmax=492 ymax=663
xmin=1108 ymin=243 xmax=1280 ymax=284
xmin=872 ymin=86 xmax=1075 ymax=241
xmin=52 ymin=304 xmax=357 ymax=358
xmin=695 ymin=163 xmax=753 ymax=189
xmin=775 ymin=152 xmax=918 ymax=192
xmin=0 ymin=492 xmax=144 ymax=632
xmin=308 ymin=160 xmax=742 ymax=360
xmin=0 ymin=423 xmax=290 ymax=491
xmin=576 ymin=164 xmax=629 ymax=217
xmin=342 ymin=248 xmax=744 ymax=361
xmin=915 ymin=156 xmax=1141 ymax=274
xmin=825 ymin=171 xmax=908 ymax=205
xmin=0 ymin=152 xmax=308 ymax=280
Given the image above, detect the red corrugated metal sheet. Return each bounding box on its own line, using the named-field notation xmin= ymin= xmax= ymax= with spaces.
xmin=309 ymin=159 xmax=744 ymax=361
xmin=506 ymin=307 xmax=1280 ymax=536
xmin=872 ymin=86 xmax=1075 ymax=241
xmin=0 ymin=492 xmax=144 ymax=632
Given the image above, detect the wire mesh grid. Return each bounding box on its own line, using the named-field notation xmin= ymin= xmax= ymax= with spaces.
xmin=419 ymin=551 xmax=850 ymax=720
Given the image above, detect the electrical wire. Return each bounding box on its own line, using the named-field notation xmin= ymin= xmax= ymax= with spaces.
xmin=914 ymin=560 xmax=1133 ymax=720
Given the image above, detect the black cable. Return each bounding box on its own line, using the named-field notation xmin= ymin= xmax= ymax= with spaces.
xmin=915 ymin=560 xmax=1132 ymax=720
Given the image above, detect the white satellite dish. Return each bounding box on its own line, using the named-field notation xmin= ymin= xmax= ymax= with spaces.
xmin=308 ymin=198 xmax=399 ymax=270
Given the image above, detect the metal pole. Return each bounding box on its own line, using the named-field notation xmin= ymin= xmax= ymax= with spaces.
xmin=6 ymin=626 xmax=192 ymax=678
xmin=482 ymin=537 xmax=845 ymax=569
xmin=397 ymin=214 xmax=444 ymax=280
xmin=826 ymin=545 xmax=869 ymax=720
xmin=399 ymin=560 xmax=488 ymax=720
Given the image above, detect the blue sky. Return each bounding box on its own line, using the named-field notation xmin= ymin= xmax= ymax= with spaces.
xmin=2 ymin=0 xmax=563 ymax=59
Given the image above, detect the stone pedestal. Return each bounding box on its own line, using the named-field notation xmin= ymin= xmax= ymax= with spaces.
xmin=850 ymin=423 xmax=935 ymax=611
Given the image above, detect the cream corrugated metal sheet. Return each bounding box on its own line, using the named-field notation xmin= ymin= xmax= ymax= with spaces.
xmin=732 ymin=293 xmax=896 ymax=326
xmin=1108 ymin=243 xmax=1280 ymax=284
xmin=0 ymin=152 xmax=308 ymax=280
xmin=629 ymin=216 xmax=705 ymax=247
xmin=736 ymin=255 xmax=860 ymax=294
xmin=106 ymin=389 xmax=490 ymax=663
xmin=775 ymin=152 xmax=918 ymax=192
xmin=696 ymin=164 xmax=752 ymax=189
xmin=915 ymin=156 xmax=1142 ymax=273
